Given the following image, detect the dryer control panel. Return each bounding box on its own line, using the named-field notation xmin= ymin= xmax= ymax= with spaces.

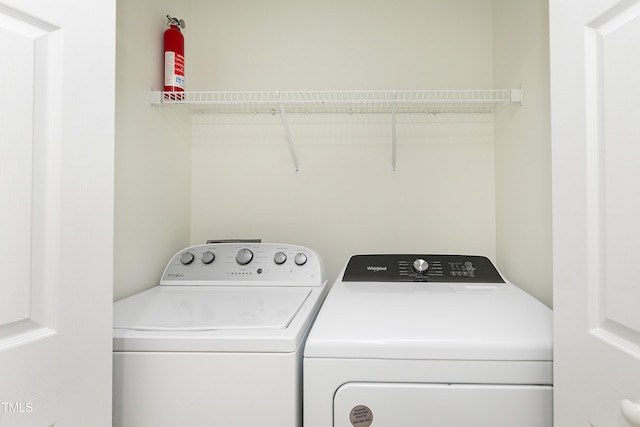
xmin=342 ymin=254 xmax=504 ymax=283
xmin=160 ymin=243 xmax=325 ymax=286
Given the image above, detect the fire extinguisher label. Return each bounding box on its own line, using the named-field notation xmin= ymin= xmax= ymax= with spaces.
xmin=164 ymin=51 xmax=185 ymax=89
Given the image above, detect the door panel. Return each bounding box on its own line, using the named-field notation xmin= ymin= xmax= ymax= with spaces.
xmin=0 ymin=0 xmax=114 ymax=425
xmin=584 ymin=0 xmax=640 ymax=354
xmin=551 ymin=0 xmax=640 ymax=425
xmin=0 ymin=22 xmax=33 ymax=327
xmin=597 ymin=4 xmax=640 ymax=346
xmin=0 ymin=4 xmax=58 ymax=346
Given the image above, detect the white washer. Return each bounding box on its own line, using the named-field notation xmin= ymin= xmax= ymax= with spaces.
xmin=304 ymin=254 xmax=553 ymax=427
xmin=113 ymin=243 xmax=328 ymax=427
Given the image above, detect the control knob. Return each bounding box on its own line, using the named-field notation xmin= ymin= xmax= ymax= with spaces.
xmin=201 ymin=251 xmax=215 ymax=265
xmin=294 ymin=252 xmax=308 ymax=266
xmin=236 ymin=248 xmax=254 ymax=265
xmin=180 ymin=252 xmax=195 ymax=265
xmin=413 ymin=258 xmax=429 ymax=273
xmin=274 ymin=252 xmax=287 ymax=265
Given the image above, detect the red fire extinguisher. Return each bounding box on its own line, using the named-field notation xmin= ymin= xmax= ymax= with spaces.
xmin=164 ymin=15 xmax=186 ymax=98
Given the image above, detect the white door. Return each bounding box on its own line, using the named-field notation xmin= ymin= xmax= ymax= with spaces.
xmin=0 ymin=0 xmax=115 ymax=425
xmin=551 ymin=0 xmax=640 ymax=425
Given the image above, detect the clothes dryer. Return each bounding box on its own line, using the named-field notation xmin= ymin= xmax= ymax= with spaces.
xmin=113 ymin=243 xmax=327 ymax=427
xmin=303 ymin=254 xmax=553 ymax=427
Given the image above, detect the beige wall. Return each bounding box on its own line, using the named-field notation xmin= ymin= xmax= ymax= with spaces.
xmin=493 ymin=0 xmax=552 ymax=307
xmin=114 ymin=0 xmax=552 ymax=307
xmin=188 ymin=0 xmax=493 ymax=91
xmin=188 ymin=0 xmax=498 ymax=286
xmin=114 ymin=0 xmax=192 ymax=301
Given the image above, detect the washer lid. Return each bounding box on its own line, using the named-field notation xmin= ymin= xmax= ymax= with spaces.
xmin=113 ymin=286 xmax=312 ymax=331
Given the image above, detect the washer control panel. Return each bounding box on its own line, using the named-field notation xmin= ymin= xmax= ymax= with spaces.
xmin=342 ymin=254 xmax=504 ymax=283
xmin=160 ymin=243 xmax=324 ymax=286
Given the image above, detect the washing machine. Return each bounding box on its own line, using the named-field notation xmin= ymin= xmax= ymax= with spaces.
xmin=113 ymin=242 xmax=328 ymax=427
xmin=303 ymin=254 xmax=553 ymax=427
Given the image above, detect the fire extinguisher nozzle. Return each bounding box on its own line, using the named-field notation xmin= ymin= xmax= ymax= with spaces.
xmin=166 ymin=15 xmax=186 ymax=29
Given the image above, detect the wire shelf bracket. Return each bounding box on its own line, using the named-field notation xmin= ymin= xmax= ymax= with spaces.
xmin=278 ymin=103 xmax=300 ymax=172
xmin=391 ymin=92 xmax=398 ymax=172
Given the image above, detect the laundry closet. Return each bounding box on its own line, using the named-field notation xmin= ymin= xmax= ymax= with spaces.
xmin=114 ymin=0 xmax=551 ymax=307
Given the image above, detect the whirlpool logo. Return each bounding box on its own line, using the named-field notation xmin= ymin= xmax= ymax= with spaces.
xmin=366 ymin=266 xmax=388 ymax=272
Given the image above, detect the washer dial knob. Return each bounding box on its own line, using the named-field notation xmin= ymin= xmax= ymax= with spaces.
xmin=413 ymin=258 xmax=429 ymax=273
xmin=201 ymin=251 xmax=215 ymax=265
xmin=294 ymin=252 xmax=308 ymax=266
xmin=235 ymin=248 xmax=254 ymax=265
xmin=180 ymin=252 xmax=195 ymax=265
xmin=274 ymin=252 xmax=287 ymax=265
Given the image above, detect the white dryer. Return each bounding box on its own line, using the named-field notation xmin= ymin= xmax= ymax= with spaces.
xmin=113 ymin=243 xmax=328 ymax=427
xmin=303 ymin=254 xmax=553 ymax=427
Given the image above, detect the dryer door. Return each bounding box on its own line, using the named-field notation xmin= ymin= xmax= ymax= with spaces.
xmin=334 ymin=382 xmax=552 ymax=427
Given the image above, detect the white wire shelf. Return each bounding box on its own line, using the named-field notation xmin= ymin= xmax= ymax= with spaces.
xmin=149 ymin=88 xmax=523 ymax=172
xmin=149 ymin=88 xmax=523 ymax=114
